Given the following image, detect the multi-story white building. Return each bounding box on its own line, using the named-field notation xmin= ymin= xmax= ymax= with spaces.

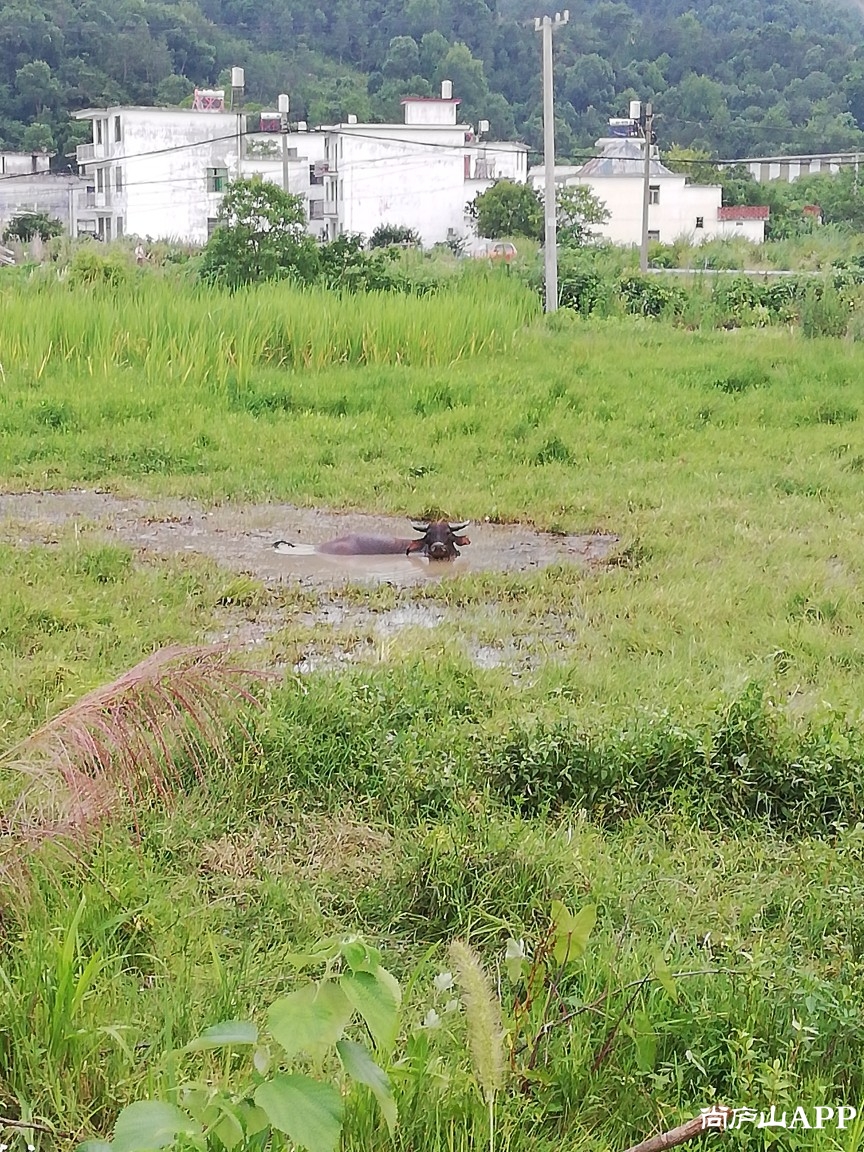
xmin=0 ymin=151 xmax=88 ymax=235
xmin=321 ymin=86 xmax=528 ymax=246
xmin=72 ymin=95 xmax=326 ymax=243
xmin=71 ymin=82 xmax=528 ymax=247
xmin=531 ymin=135 xmax=769 ymax=245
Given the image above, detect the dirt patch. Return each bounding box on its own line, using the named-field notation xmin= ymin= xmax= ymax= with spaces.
xmin=0 ymin=489 xmax=618 ymax=670
xmin=0 ymin=489 xmax=619 ymax=588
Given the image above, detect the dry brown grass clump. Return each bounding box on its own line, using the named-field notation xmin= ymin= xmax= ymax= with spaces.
xmin=1 ymin=644 xmax=267 ymax=853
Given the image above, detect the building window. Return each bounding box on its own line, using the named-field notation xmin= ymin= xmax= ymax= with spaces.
xmin=96 ymin=119 xmax=103 ymax=145
xmin=695 ymin=216 xmax=704 ymax=229
xmin=207 ymin=167 xmax=229 ymax=193
xmin=116 ymin=216 xmax=124 ymax=236
xmin=648 ymin=185 xmax=660 ymax=205
xmin=96 ymin=168 xmax=104 ymax=192
xmin=647 ymin=229 xmax=660 ymax=242
xmin=207 ymin=217 xmax=219 ymax=237
xmin=114 ymin=115 xmax=122 ymax=142
xmin=115 ymin=166 xmax=123 ymax=192
xmin=309 ymin=163 xmax=325 ymax=186
xmin=309 ymin=200 xmax=324 ymax=219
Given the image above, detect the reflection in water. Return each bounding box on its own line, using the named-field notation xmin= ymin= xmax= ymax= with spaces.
xmin=273 ymin=548 xmax=469 ymax=585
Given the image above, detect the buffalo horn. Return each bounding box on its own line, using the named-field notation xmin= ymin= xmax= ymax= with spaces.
xmin=411 ymin=521 xmax=429 ymax=533
xmin=448 ymin=521 xmax=470 ymax=532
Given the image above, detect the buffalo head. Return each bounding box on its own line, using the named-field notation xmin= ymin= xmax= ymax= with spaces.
xmin=406 ymin=519 xmax=471 ymax=560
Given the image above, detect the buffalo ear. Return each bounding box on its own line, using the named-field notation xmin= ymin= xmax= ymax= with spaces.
xmin=406 ymin=537 xmax=426 ymax=554
xmin=410 ymin=521 xmax=429 ymax=534
xmin=453 ymin=534 xmax=471 ymax=546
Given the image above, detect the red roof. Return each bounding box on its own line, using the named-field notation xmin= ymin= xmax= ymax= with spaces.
xmin=718 ymin=205 xmax=770 ymax=220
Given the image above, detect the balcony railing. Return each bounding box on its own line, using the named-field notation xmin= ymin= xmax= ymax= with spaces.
xmin=323 ymin=200 xmax=338 ymax=216
xmin=76 ymin=143 xmax=95 ymax=164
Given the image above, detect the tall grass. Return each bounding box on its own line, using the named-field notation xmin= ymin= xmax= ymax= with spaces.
xmin=0 ymin=272 xmax=538 ymax=383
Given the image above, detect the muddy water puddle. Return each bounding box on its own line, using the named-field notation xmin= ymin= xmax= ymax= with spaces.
xmin=0 ymin=489 xmax=616 ymax=670
xmin=0 ymin=490 xmax=618 ymax=587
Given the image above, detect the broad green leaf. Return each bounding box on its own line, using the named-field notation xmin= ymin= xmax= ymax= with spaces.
xmin=282 ymin=939 xmax=342 ymax=970
xmin=551 ymin=901 xmax=596 ymax=967
xmin=268 ymin=982 xmax=353 ymax=1060
xmin=213 ymin=1109 xmax=244 ymax=1151
xmin=253 ymin=1045 xmax=271 ymax=1075
xmin=112 ymin=1101 xmax=200 ymax=1152
xmin=255 ymin=1075 xmax=343 ymax=1152
xmin=340 ymin=938 xmax=381 ymax=973
xmin=340 ymin=969 xmax=400 ymax=1054
xmin=337 ymin=1038 xmax=397 ymax=1134
xmin=237 ymin=1103 xmax=270 ymax=1137
xmin=632 ymin=1009 xmax=657 ymax=1073
xmin=177 ymin=1086 xmax=211 ymax=1122
xmin=653 ymin=952 xmax=679 ymax=1002
xmin=185 ymin=1020 xmax=258 ymax=1050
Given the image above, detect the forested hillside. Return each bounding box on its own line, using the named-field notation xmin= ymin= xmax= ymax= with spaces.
xmin=2 ymin=0 xmax=864 ymax=166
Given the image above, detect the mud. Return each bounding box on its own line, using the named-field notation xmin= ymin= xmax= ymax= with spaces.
xmin=0 ymin=489 xmax=619 ymax=588
xmin=0 ymin=489 xmax=618 ymax=671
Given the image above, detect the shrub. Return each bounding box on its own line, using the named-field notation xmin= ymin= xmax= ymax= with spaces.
xmin=3 ymin=210 xmax=63 ymax=243
xmin=617 ymin=274 xmax=685 ymax=317
xmin=369 ymin=224 xmax=421 ymax=249
xmin=800 ymin=282 xmax=850 ymax=338
xmin=67 ymin=246 xmax=130 ymax=288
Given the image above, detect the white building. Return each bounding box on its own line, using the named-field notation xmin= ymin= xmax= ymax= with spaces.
xmin=0 ymin=151 xmax=88 ymax=235
xmin=72 ymin=95 xmax=326 ymax=243
xmin=531 ymin=136 xmax=769 ymax=245
xmin=71 ymin=83 xmax=527 ymax=248
xmin=715 ymin=205 xmax=770 ymax=242
xmin=321 ymin=84 xmax=528 ymax=246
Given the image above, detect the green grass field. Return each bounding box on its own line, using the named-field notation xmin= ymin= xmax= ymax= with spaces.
xmin=2 ymin=270 xmax=864 ymax=1152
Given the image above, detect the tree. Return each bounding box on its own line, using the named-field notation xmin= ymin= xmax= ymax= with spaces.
xmin=198 ymin=177 xmax=319 ymax=288
xmin=3 ymin=210 xmax=63 ymax=241
xmin=662 ymin=145 xmax=723 ymax=188
xmin=555 ymin=184 xmax=609 ymax=247
xmin=469 ymin=180 xmax=542 ymax=240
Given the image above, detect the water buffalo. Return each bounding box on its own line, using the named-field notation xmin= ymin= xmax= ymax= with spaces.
xmin=274 ymin=519 xmax=471 ymax=560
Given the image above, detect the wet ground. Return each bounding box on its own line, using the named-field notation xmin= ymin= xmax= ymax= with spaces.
xmin=0 ymin=489 xmax=620 ymax=671
xmin=0 ymin=489 xmax=618 ymax=588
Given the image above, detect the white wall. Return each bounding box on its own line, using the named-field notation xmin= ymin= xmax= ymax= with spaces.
xmin=332 ymin=126 xmax=470 ymax=246
xmin=715 ymin=218 xmax=766 ymax=242
xmin=120 ymin=109 xmax=244 ymax=242
xmin=76 ymin=108 xmax=331 ymax=243
xmin=530 ymin=168 xmax=725 ymax=245
xmin=0 ymin=174 xmax=86 ymax=232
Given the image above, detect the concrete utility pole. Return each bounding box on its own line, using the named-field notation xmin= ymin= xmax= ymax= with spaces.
xmin=639 ymin=101 xmax=654 ymax=273
xmin=279 ymin=93 xmax=290 ymax=193
xmin=535 ymin=10 xmax=569 ymax=313
xmin=231 ymin=66 xmax=245 ymax=179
